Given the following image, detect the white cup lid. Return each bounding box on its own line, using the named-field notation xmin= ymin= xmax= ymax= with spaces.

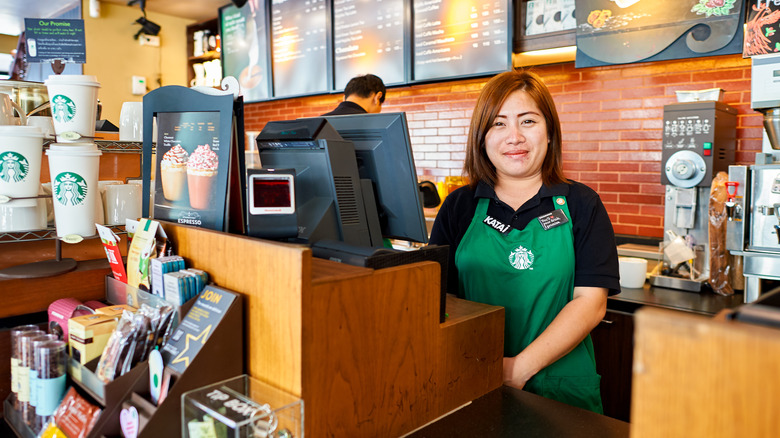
xmin=45 ymin=74 xmax=101 ymax=87
xmin=0 ymin=125 xmax=44 ymax=138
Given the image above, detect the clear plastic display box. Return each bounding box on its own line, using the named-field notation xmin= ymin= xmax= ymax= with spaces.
xmin=182 ymin=374 xmax=304 ymax=438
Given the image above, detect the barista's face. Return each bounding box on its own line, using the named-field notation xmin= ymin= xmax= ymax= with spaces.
xmin=485 ymin=90 xmax=548 ymax=184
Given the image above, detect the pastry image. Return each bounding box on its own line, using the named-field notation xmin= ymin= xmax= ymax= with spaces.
xmin=160 ymin=145 xmax=189 ymax=202
xmin=186 ymin=144 xmax=218 ymax=210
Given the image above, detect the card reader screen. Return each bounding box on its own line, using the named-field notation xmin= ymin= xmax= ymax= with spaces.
xmin=253 ymin=178 xmax=292 ymax=208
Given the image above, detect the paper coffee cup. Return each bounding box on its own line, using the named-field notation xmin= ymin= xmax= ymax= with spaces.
xmin=44 ymin=75 xmax=100 ymax=142
xmin=0 ymin=125 xmax=44 ymax=198
xmin=46 ymin=142 xmax=102 ymax=237
xmin=618 ymin=257 xmax=648 ymax=289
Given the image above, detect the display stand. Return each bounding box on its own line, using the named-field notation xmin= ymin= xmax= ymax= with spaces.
xmin=63 ymin=280 xmax=244 ymax=438
xmin=6 ymin=277 xmax=245 ymax=438
xmin=141 ymin=79 xmax=245 ymax=234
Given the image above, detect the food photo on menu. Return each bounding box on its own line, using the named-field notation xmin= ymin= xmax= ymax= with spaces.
xmin=153 ymin=112 xmax=228 ymax=231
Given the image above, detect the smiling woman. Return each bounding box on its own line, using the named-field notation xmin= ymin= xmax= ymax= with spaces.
xmin=429 ymin=69 xmax=621 ymax=414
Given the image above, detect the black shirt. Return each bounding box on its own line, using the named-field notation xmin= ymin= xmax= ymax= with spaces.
xmin=321 ymin=101 xmax=368 ymax=116
xmin=429 ymin=180 xmax=621 ymax=296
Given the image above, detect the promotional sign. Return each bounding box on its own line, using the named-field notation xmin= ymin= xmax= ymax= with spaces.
xmin=161 ymin=285 xmax=239 ymax=374
xmin=24 ymin=18 xmax=86 ymax=63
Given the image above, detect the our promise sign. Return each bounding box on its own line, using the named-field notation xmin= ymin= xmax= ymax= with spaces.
xmin=24 ymin=18 xmax=86 ymax=63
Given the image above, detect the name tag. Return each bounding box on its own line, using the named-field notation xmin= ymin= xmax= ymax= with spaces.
xmin=537 ymin=209 xmax=569 ymax=230
xmin=483 ymin=215 xmax=511 ymax=234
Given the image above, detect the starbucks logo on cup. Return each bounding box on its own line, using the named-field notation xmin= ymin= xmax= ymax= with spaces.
xmin=53 ymin=172 xmax=88 ymax=206
xmin=0 ymin=151 xmax=29 ymax=182
xmin=52 ymin=94 xmax=77 ymax=123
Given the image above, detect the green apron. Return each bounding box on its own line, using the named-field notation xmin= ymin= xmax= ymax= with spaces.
xmin=455 ymin=196 xmax=603 ymax=413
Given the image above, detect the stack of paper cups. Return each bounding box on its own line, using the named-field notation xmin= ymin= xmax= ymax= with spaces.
xmin=0 ymin=125 xmax=44 ymax=198
xmin=44 ymin=75 xmax=100 ymax=141
xmin=46 ymin=143 xmax=102 ymax=237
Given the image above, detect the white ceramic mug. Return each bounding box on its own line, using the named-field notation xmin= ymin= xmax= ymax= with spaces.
xmin=618 ymin=257 xmax=648 ymax=289
xmin=26 ymin=116 xmax=55 ymax=138
xmin=0 ymin=93 xmax=26 ymax=126
xmin=119 ymin=102 xmax=143 ymax=141
xmin=104 ymin=183 xmax=142 ymax=226
xmin=0 ymin=198 xmax=47 ymax=232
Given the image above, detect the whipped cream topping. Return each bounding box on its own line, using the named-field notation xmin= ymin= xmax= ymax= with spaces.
xmin=161 ymin=145 xmax=189 ymax=165
xmin=187 ymin=144 xmax=218 ymax=171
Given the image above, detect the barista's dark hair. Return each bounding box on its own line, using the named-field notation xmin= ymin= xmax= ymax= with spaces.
xmin=464 ymin=69 xmax=568 ymax=188
xmin=344 ymin=74 xmax=386 ymax=103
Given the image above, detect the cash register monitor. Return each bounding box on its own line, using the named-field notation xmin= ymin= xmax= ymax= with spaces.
xmin=254 ymin=118 xmax=378 ymax=246
xmin=321 ymin=112 xmax=429 ymax=244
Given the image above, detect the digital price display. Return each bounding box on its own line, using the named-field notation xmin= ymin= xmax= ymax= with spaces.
xmin=412 ymin=0 xmax=510 ymax=81
xmin=271 ymin=0 xmax=329 ymax=97
xmin=220 ymin=3 xmax=271 ymax=102
xmin=333 ymin=0 xmax=406 ymax=89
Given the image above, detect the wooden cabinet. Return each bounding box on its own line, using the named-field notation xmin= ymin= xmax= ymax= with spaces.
xmin=185 ymin=18 xmax=220 ymax=87
xmin=591 ymin=309 xmax=635 ymax=423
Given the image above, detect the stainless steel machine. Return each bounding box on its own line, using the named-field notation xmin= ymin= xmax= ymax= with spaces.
xmin=650 ymin=101 xmax=737 ymax=292
xmin=726 ymin=53 xmax=780 ymax=303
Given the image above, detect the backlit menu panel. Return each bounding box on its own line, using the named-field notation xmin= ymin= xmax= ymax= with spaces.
xmin=333 ymin=0 xmax=406 ymax=89
xmin=271 ymin=0 xmax=328 ymax=97
xmin=220 ymin=3 xmax=271 ymax=102
xmin=413 ymin=0 xmax=510 ymax=81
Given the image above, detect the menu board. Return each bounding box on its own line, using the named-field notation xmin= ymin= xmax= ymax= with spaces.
xmin=333 ymin=0 xmax=406 ymax=89
xmin=153 ymin=112 xmax=228 ymax=231
xmin=271 ymin=0 xmax=329 ymax=97
xmin=219 ymin=3 xmax=271 ymax=102
xmin=575 ymin=0 xmax=744 ymax=67
xmin=412 ymin=0 xmax=510 ymax=81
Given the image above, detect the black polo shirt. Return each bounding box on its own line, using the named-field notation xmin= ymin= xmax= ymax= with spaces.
xmin=321 ymin=101 xmax=368 ymax=116
xmin=429 ymin=180 xmax=621 ymax=297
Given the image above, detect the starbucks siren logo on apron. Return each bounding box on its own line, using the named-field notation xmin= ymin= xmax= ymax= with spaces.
xmin=0 ymin=152 xmax=29 ymax=182
xmin=52 ymin=95 xmax=77 ymax=123
xmin=509 ymin=245 xmax=534 ymax=270
xmin=53 ymin=172 xmax=88 ymax=206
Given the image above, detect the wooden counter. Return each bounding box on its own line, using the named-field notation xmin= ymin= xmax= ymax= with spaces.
xmin=161 ymin=222 xmax=505 ymax=437
xmin=631 ymin=307 xmax=780 ymax=438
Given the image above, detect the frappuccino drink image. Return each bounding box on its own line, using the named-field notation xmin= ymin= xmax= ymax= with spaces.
xmin=186 ymin=144 xmax=218 ymax=210
xmin=160 ymin=145 xmax=188 ymax=201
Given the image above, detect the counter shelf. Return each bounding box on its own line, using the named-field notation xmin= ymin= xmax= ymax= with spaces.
xmin=182 ymin=374 xmax=303 ymax=438
xmin=64 ymin=277 xmax=243 ymax=438
xmin=3 ymin=398 xmax=36 ymax=438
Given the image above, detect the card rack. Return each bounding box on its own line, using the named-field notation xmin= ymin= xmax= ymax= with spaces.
xmin=4 ymin=277 xmax=244 ymax=438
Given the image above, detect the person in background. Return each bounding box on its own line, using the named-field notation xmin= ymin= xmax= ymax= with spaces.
xmin=428 ymin=70 xmax=620 ymax=413
xmin=322 ymin=74 xmax=386 ymax=116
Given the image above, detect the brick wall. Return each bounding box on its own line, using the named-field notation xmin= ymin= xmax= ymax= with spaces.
xmin=243 ymin=53 xmax=762 ymax=238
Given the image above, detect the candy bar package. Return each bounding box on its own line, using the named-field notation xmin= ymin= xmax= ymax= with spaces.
xmin=95 ymin=304 xmax=176 ymax=383
xmin=51 ymin=387 xmax=101 ymax=438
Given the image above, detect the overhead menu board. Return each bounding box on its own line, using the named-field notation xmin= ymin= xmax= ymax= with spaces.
xmin=412 ymin=0 xmax=510 ymax=81
xmin=271 ymin=0 xmax=329 ymax=97
xmin=333 ymin=0 xmax=406 ymax=89
xmin=219 ymin=3 xmax=271 ymax=102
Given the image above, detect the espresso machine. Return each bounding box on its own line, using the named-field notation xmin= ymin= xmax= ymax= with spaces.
xmin=650 ymin=101 xmax=737 ymax=292
xmin=726 ymin=53 xmax=780 ymax=303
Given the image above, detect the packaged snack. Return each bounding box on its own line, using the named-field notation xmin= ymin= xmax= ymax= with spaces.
xmin=52 ymin=387 xmax=101 ymax=438
xmin=127 ymin=218 xmax=169 ymax=290
xmin=96 ymin=224 xmax=127 ymax=284
xmin=68 ymin=314 xmax=118 ymax=365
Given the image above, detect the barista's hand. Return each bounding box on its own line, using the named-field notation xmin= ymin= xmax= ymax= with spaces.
xmin=502 ymin=356 xmax=536 ymax=390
